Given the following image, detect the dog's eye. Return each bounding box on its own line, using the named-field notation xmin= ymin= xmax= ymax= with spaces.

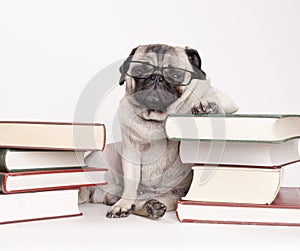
xmin=172 ymin=73 xmax=182 ymax=79
xmin=133 ymin=67 xmax=145 ymax=75
xmin=128 ymin=63 xmax=153 ymax=78
xmin=165 ymin=69 xmax=185 ymax=82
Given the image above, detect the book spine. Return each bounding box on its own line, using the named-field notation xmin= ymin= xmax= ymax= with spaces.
xmin=0 ymin=173 xmax=5 ymax=192
xmin=0 ymin=149 xmax=8 ymax=172
xmin=0 ymin=173 xmax=9 ymax=193
xmin=102 ymin=124 xmax=106 ymax=151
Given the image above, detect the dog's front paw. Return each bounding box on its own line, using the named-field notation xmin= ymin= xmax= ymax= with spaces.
xmin=144 ymin=199 xmax=167 ymax=219
xmin=106 ymin=198 xmax=135 ymax=218
xmin=191 ymin=100 xmax=220 ymax=114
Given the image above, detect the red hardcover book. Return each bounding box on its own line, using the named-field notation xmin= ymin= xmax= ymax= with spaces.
xmin=0 ymin=167 xmax=107 ymax=194
xmin=0 ymin=121 xmax=106 ymax=151
xmin=0 ymin=189 xmax=82 ymax=225
xmin=176 ymin=187 xmax=300 ymax=226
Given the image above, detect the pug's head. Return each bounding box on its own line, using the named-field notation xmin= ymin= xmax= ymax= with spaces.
xmin=119 ymin=44 xmax=206 ymax=113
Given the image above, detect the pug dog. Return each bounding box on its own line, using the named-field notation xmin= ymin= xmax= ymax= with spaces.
xmin=79 ymin=44 xmax=238 ymax=219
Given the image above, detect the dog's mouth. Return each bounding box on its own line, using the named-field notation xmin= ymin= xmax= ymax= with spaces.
xmin=132 ymin=74 xmax=182 ymax=112
xmin=134 ymin=89 xmax=177 ymax=112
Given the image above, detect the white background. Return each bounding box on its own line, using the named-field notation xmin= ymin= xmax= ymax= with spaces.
xmin=1 ymin=0 xmax=300 ymax=250
xmin=1 ymin=0 xmax=300 ymax=122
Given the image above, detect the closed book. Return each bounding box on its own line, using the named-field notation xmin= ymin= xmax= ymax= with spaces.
xmin=182 ymin=166 xmax=282 ymax=204
xmin=165 ymin=114 xmax=300 ymax=143
xmin=0 ymin=189 xmax=82 ymax=225
xmin=0 ymin=149 xmax=86 ymax=172
xmin=179 ymin=139 xmax=300 ymax=167
xmin=176 ymin=187 xmax=300 ymax=226
xmin=0 ymin=168 xmax=107 ymax=193
xmin=0 ymin=121 xmax=106 ymax=151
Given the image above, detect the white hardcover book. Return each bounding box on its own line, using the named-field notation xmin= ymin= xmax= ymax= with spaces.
xmin=165 ymin=114 xmax=300 ymax=143
xmin=179 ymin=139 xmax=300 ymax=167
xmin=0 ymin=190 xmax=81 ymax=224
xmin=182 ymin=166 xmax=282 ymax=204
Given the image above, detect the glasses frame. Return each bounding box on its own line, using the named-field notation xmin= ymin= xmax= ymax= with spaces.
xmin=123 ymin=60 xmax=203 ymax=86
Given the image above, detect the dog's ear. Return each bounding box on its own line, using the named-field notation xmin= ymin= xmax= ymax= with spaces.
xmin=185 ymin=46 xmax=206 ymax=80
xmin=119 ymin=47 xmax=138 ymax=85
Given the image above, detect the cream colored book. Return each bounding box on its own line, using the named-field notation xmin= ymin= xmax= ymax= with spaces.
xmin=0 ymin=121 xmax=105 ymax=151
xmin=179 ymin=139 xmax=300 ymax=167
xmin=165 ymin=114 xmax=300 ymax=143
xmin=182 ymin=166 xmax=282 ymax=204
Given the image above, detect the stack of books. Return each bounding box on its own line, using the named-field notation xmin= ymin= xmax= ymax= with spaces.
xmin=0 ymin=121 xmax=106 ymax=224
xmin=165 ymin=114 xmax=300 ymax=226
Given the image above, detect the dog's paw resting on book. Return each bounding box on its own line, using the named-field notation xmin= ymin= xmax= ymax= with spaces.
xmin=191 ymin=88 xmax=238 ymax=115
xmin=191 ymin=101 xmax=220 ymax=114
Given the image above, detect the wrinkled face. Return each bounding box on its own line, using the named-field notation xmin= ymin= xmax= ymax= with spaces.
xmin=121 ymin=44 xmax=205 ymax=112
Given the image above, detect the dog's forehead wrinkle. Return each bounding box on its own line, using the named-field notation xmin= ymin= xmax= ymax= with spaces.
xmin=132 ymin=52 xmax=156 ymax=64
xmin=144 ymin=44 xmax=174 ymax=54
xmin=135 ymin=44 xmax=180 ymax=64
xmin=132 ymin=53 xmax=190 ymax=70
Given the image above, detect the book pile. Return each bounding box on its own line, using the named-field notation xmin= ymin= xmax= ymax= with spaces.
xmin=0 ymin=121 xmax=106 ymax=224
xmin=165 ymin=114 xmax=300 ymax=226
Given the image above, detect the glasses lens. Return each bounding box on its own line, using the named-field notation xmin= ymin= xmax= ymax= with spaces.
xmin=127 ymin=62 xmax=154 ymax=79
xmin=163 ymin=68 xmax=191 ymax=85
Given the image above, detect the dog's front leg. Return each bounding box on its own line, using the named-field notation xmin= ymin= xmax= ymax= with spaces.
xmin=106 ymin=143 xmax=141 ymax=218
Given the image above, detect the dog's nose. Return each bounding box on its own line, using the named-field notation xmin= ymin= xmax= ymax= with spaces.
xmin=150 ymin=74 xmax=164 ymax=83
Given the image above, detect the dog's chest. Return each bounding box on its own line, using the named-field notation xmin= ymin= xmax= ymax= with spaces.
xmin=139 ymin=141 xmax=189 ymax=189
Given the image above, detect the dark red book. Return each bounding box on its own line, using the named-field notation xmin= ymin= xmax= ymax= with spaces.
xmin=176 ymin=187 xmax=300 ymax=226
xmin=0 ymin=189 xmax=82 ymax=225
xmin=0 ymin=121 xmax=106 ymax=151
xmin=0 ymin=167 xmax=107 ymax=194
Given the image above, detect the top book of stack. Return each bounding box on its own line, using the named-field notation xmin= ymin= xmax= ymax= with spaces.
xmin=0 ymin=121 xmax=106 ymax=151
xmin=165 ymin=114 xmax=300 ymax=143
